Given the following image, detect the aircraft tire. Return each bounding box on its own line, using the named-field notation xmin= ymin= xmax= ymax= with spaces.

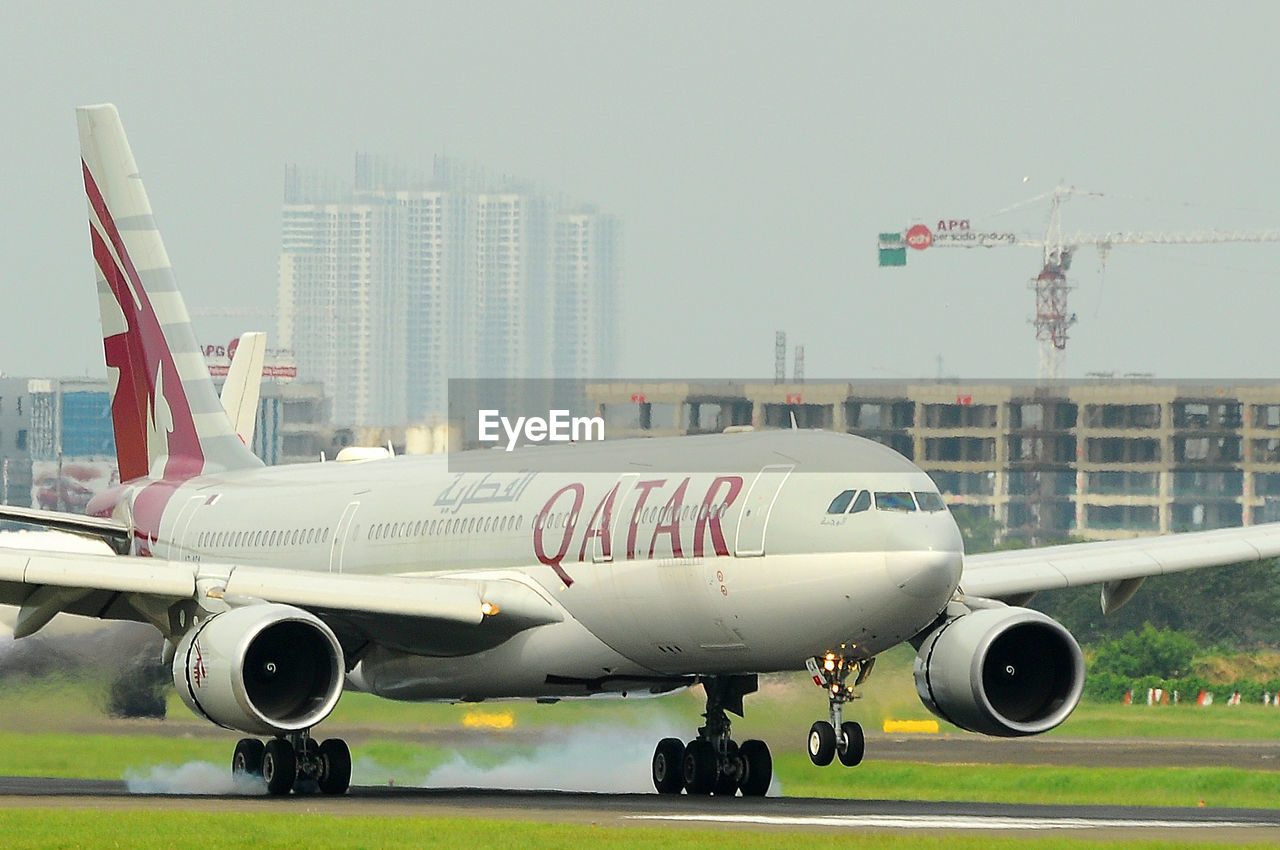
xmin=837 ymin=721 xmax=865 ymax=767
xmin=808 ymin=720 xmax=836 ymax=766
xmin=682 ymin=739 xmax=719 ymax=796
xmin=652 ymin=738 xmax=685 ymax=794
xmin=263 ymin=738 xmax=297 ymax=796
xmin=232 ymin=738 xmax=265 ymax=778
xmin=317 ymin=739 xmax=352 ymax=795
xmin=738 ymin=739 xmax=772 ymax=797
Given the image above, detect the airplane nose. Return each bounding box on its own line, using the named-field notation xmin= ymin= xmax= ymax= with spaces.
xmin=886 ymin=549 xmax=963 ymax=602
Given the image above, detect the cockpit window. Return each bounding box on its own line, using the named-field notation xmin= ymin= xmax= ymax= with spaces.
xmin=827 ymin=490 xmax=856 ymax=514
xmin=915 ymin=491 xmax=946 ymax=512
xmin=849 ymin=489 xmax=871 ymax=513
xmin=875 ymin=491 xmax=916 ymax=512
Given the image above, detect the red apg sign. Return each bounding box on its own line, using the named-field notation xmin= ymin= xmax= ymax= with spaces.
xmin=905 ymin=223 xmax=933 ymax=251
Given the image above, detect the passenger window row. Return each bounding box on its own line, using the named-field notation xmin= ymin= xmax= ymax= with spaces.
xmin=369 ymin=514 xmax=524 ymax=541
xmin=197 ymin=527 xmax=332 ymax=549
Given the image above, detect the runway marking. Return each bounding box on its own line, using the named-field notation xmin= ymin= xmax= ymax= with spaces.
xmin=628 ymin=814 xmax=1260 ymax=831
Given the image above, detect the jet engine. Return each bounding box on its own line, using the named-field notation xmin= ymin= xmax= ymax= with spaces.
xmin=173 ymin=603 xmax=344 ymax=736
xmin=912 ymin=606 xmax=1084 ymax=737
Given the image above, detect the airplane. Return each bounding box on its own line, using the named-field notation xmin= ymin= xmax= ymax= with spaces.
xmin=5 ymin=102 xmax=1280 ymax=798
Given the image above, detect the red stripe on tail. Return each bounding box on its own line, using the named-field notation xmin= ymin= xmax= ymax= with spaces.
xmin=84 ymin=161 xmax=204 ymax=481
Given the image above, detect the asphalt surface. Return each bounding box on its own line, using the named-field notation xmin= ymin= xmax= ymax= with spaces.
xmin=865 ymin=732 xmax=1280 ymax=770
xmin=2 ymin=772 xmax=1280 ymax=840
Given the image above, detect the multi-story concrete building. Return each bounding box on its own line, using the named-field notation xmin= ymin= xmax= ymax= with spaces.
xmin=590 ymin=378 xmax=1280 ymax=542
xmin=253 ymin=381 xmax=332 ymax=466
xmin=278 ymin=158 xmax=620 ymax=426
xmin=278 ymin=200 xmax=398 ymax=425
xmin=0 ymin=378 xmax=116 ymax=512
xmin=0 ymin=378 xmax=34 ymax=507
xmin=554 ymin=211 xmax=621 ymax=379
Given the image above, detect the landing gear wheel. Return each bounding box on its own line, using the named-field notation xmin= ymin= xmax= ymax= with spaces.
xmin=738 ymin=739 xmax=772 ymax=797
xmin=652 ymin=738 xmax=685 ymax=795
xmin=714 ymin=740 xmax=741 ymax=796
xmin=262 ymin=738 xmax=297 ymax=796
xmin=682 ymin=739 xmax=719 ymax=796
xmin=837 ymin=721 xmax=865 ymax=767
xmin=232 ymin=738 xmax=265 ymax=779
xmin=808 ymin=720 xmax=836 ymax=766
xmin=317 ymin=739 xmax=352 ymax=795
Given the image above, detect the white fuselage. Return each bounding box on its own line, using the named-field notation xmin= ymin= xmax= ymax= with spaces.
xmin=123 ymin=431 xmax=964 ymax=701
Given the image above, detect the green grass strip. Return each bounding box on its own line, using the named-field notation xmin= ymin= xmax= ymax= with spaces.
xmin=774 ymin=754 xmax=1280 ymax=809
xmin=0 ymin=810 xmax=1271 ymax=850
xmin=0 ymin=732 xmax=216 ymax=779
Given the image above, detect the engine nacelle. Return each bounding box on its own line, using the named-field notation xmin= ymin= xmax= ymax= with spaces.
xmin=173 ymin=603 xmax=344 ymax=736
xmin=913 ymin=606 xmax=1084 ymax=737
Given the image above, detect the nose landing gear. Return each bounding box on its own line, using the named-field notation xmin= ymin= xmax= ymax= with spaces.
xmin=650 ymin=675 xmax=772 ymax=797
xmin=805 ymin=651 xmax=873 ymax=768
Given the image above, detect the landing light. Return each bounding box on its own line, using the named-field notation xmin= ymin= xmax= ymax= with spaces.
xmin=480 ymin=602 xmax=500 ymax=617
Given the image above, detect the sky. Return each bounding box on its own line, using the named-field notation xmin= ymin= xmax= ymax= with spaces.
xmin=3 ymin=1 xmax=1280 ymax=383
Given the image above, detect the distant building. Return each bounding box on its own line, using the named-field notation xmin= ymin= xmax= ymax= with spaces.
xmin=589 ymin=378 xmax=1280 ymax=543
xmin=0 ymin=378 xmax=117 ymax=513
xmin=277 ymin=156 xmax=621 ymax=426
xmin=0 ymin=378 xmax=34 ymax=507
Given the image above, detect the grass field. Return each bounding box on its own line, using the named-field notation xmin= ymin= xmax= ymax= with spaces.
xmin=2 ymin=810 xmax=1273 ymax=850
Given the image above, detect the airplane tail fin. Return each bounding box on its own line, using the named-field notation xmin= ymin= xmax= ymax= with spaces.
xmin=220 ymin=331 xmax=267 ymax=447
xmin=77 ymin=104 xmax=263 ymax=482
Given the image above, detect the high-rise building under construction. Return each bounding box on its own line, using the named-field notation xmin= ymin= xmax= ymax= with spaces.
xmin=278 ymin=156 xmax=620 ymax=425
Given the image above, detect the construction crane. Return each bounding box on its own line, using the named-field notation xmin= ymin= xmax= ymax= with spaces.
xmin=878 ymin=185 xmax=1280 ymax=379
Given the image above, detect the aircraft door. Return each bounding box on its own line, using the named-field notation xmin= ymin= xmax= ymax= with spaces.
xmin=329 ymin=501 xmax=360 ymax=573
xmin=172 ymin=496 xmax=206 ymax=559
xmin=733 ymin=465 xmax=793 ymax=557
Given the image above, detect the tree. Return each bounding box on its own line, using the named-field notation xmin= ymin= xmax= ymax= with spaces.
xmin=1090 ymin=624 xmax=1198 ymax=679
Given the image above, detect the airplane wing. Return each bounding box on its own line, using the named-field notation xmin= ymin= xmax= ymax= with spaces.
xmin=961 ymin=521 xmax=1280 ymax=611
xmin=0 ymin=545 xmax=562 ymax=656
xmin=0 ymin=505 xmax=131 ymax=554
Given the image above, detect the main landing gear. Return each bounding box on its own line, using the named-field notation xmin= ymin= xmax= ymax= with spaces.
xmin=232 ymin=731 xmax=352 ymax=796
xmin=652 ymin=675 xmax=772 ymax=796
xmin=804 ymin=651 xmax=872 ymax=768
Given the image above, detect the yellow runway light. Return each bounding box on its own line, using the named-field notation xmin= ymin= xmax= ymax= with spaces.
xmin=882 ymin=719 xmax=940 ymax=734
xmin=463 ymin=711 xmax=516 ymax=730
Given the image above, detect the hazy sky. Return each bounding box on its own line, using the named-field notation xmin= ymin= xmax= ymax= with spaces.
xmin=3 ymin=2 xmax=1279 ymax=383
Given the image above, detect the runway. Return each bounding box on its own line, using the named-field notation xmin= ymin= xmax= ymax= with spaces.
xmin=2 ymin=776 xmax=1280 ymax=840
